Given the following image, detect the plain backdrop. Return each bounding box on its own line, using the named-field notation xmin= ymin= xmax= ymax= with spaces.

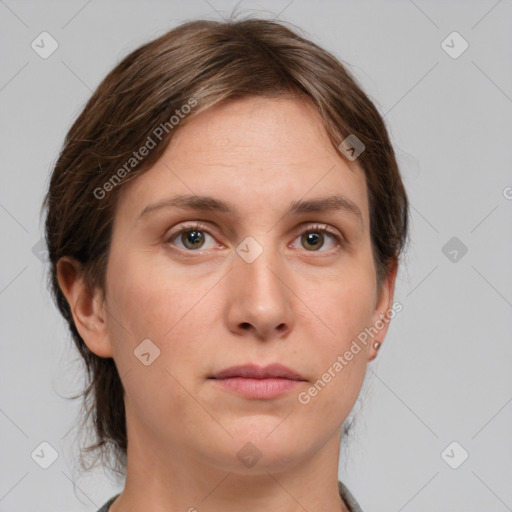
xmin=1 ymin=1 xmax=511 ymax=511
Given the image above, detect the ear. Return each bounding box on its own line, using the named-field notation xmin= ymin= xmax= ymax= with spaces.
xmin=56 ymin=256 xmax=113 ymax=358
xmin=368 ymin=259 xmax=399 ymax=361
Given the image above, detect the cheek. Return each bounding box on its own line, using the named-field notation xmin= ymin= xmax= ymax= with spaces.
xmin=297 ymin=257 xmax=376 ymax=409
xmin=103 ymin=236 xmax=378 ymax=437
xmin=104 ymin=248 xmax=221 ymax=380
xmin=106 ymin=249 xmax=199 ymax=339
xmin=102 ymin=252 xmax=212 ymax=434
xmin=307 ymin=257 xmax=377 ymax=353
xmin=294 ymin=286 xmax=374 ymax=435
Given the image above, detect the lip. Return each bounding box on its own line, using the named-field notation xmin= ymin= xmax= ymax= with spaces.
xmin=209 ymin=364 xmax=307 ymax=399
xmin=210 ymin=363 xmax=306 ymax=381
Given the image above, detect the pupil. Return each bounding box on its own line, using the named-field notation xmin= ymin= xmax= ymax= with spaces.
xmin=184 ymin=230 xmax=203 ymax=248
xmin=304 ymin=232 xmax=322 ymax=250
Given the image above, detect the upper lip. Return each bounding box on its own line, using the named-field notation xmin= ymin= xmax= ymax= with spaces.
xmin=210 ymin=364 xmax=306 ymax=381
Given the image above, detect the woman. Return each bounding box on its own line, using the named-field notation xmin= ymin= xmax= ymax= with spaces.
xmin=43 ymin=16 xmax=408 ymax=512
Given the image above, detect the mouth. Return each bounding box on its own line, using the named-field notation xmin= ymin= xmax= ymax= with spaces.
xmin=208 ymin=364 xmax=307 ymax=399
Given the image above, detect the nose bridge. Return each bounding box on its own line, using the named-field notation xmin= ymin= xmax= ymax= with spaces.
xmin=237 ymin=234 xmax=285 ymax=303
xmin=228 ymin=233 xmax=293 ymax=338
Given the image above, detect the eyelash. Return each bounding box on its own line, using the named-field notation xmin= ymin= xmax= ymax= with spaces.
xmin=164 ymin=221 xmax=344 ymax=253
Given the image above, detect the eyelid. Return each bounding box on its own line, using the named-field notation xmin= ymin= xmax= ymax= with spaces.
xmin=164 ymin=221 xmax=345 ymax=251
xmin=291 ymin=222 xmax=345 ymax=249
xmin=163 ymin=221 xmax=219 ymax=248
xmin=294 ymin=222 xmax=343 ymax=239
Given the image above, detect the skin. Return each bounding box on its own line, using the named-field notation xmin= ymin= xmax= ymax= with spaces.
xmin=58 ymin=95 xmax=397 ymax=511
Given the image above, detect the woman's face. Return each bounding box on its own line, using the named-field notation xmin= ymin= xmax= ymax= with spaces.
xmin=100 ymin=96 xmax=396 ymax=473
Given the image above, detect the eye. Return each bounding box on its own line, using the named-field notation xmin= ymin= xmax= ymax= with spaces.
xmin=164 ymin=222 xmax=343 ymax=253
xmin=292 ymin=224 xmax=342 ymax=252
xmin=165 ymin=222 xmax=218 ymax=251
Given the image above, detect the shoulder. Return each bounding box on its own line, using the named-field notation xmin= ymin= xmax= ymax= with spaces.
xmin=97 ymin=486 xmax=362 ymax=512
xmin=338 ymin=480 xmax=364 ymax=512
xmin=96 ymin=494 xmax=120 ymax=512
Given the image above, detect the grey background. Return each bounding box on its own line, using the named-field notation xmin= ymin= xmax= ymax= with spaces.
xmin=1 ymin=0 xmax=511 ymax=510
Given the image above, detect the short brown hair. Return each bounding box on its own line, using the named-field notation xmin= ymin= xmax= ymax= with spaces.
xmin=43 ymin=15 xmax=409 ymax=476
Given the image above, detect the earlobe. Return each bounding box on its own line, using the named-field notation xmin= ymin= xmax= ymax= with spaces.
xmin=369 ymin=259 xmax=399 ymax=361
xmin=56 ymin=257 xmax=113 ymax=358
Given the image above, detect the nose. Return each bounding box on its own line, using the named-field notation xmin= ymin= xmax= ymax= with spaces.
xmin=225 ymin=240 xmax=294 ymax=341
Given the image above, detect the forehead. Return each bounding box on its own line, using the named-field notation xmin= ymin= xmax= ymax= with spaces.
xmin=170 ymin=95 xmax=347 ymax=171
xmin=115 ymin=96 xmax=369 ymax=228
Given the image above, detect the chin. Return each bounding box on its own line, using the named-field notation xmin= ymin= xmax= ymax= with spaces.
xmin=203 ymin=423 xmax=309 ymax=475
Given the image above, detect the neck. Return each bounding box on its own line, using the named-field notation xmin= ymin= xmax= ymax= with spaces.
xmin=109 ymin=405 xmax=350 ymax=511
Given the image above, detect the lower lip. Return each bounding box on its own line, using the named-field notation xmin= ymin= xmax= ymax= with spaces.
xmin=210 ymin=377 xmax=303 ymax=399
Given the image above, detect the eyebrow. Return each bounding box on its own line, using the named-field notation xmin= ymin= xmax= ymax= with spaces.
xmin=137 ymin=193 xmax=363 ymax=225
